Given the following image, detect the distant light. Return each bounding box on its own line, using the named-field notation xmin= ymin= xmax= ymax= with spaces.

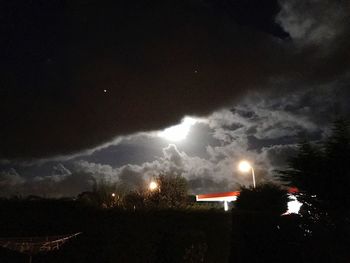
xmin=111 ymin=193 xmax=115 ymax=197
xmin=238 ymin=160 xmax=252 ymax=173
xmin=149 ymin=181 xmax=158 ymax=191
xmin=158 ymin=117 xmax=197 ymax=141
xmin=286 ymin=195 xmax=302 ymax=214
xmin=103 ymin=89 xmax=107 ymax=93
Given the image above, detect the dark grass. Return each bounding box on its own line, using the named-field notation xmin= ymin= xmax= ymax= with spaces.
xmin=230 ymin=211 xmax=350 ymax=263
xmin=0 ymin=200 xmax=231 ymax=263
xmin=1 ymin=200 xmax=349 ymax=263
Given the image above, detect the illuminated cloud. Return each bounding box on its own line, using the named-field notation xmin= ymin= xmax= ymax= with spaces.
xmin=158 ymin=117 xmax=198 ymax=142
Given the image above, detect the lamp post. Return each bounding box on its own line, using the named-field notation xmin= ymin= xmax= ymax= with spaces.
xmin=111 ymin=193 xmax=116 ymax=207
xmin=238 ymin=160 xmax=256 ymax=188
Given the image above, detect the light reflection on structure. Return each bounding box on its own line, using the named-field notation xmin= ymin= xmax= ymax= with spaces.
xmin=286 ymin=194 xmax=303 ymax=214
xmin=196 ymin=189 xmax=303 ymax=214
xmin=196 ymin=191 xmax=240 ymax=211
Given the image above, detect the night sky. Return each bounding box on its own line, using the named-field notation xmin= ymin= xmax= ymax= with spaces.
xmin=1 ymin=0 xmax=349 ymax=197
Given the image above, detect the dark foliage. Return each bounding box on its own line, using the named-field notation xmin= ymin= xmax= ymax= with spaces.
xmin=235 ymin=183 xmax=289 ymax=215
xmin=123 ymin=191 xmax=145 ymax=210
xmin=323 ymin=119 xmax=350 ymax=209
xmin=0 ymin=199 xmax=231 ymax=263
xmin=1 ymin=199 xmax=350 ymax=262
xmin=76 ymin=174 xmax=189 ymax=210
xmin=146 ymin=174 xmax=188 ymax=209
xmin=279 ymin=119 xmax=350 ymax=220
xmin=279 ymin=140 xmax=324 ymax=194
xmin=230 ymin=211 xmax=350 ymax=263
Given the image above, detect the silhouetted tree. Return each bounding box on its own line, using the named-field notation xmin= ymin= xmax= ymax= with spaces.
xmin=231 ymin=184 xmax=294 ymax=263
xmin=236 ymin=183 xmax=289 ymax=215
xmin=279 ymin=119 xmax=350 ymax=221
xmin=279 ymin=140 xmax=323 ymax=194
xmin=146 ymin=174 xmax=188 ymax=209
xmin=77 ymin=180 xmax=119 ymax=208
xmin=77 ymin=191 xmax=100 ymax=207
xmin=323 ymin=119 xmax=350 ymax=210
xmin=123 ymin=190 xmax=145 ymax=210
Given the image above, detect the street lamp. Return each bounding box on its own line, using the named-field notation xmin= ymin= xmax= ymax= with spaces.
xmin=149 ymin=181 xmax=158 ymax=192
xmin=238 ymin=160 xmax=256 ymax=188
xmin=110 ymin=193 xmax=116 ymax=207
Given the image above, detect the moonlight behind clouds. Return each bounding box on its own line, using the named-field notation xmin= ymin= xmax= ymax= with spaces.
xmin=0 ymin=0 xmax=349 ymax=196
xmin=158 ymin=117 xmax=198 ymax=142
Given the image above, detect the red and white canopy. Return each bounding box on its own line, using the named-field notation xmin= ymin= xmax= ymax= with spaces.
xmin=196 ymin=191 xmax=240 ymax=202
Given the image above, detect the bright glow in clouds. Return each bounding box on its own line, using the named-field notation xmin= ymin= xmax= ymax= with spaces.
xmin=286 ymin=195 xmax=303 ymax=214
xmin=158 ymin=117 xmax=197 ymax=141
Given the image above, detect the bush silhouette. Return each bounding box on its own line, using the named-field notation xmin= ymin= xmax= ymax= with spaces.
xmin=236 ymin=183 xmax=289 ymax=215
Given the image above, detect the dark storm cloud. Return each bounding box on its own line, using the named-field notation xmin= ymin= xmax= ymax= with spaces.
xmin=188 ymin=176 xmax=236 ymax=194
xmin=0 ymin=168 xmax=25 ymax=189
xmin=30 ymin=171 xmax=95 ymax=197
xmin=74 ymin=135 xmax=164 ymax=167
xmin=0 ymin=164 xmax=95 ymax=197
xmin=1 ymin=0 xmax=349 ymax=160
xmin=260 ymin=144 xmax=298 ymax=169
xmin=118 ymin=167 xmax=146 ymax=191
xmin=277 ymin=0 xmax=348 ymax=47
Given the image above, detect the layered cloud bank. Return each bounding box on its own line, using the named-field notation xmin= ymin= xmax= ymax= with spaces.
xmin=3 ymin=85 xmax=346 ymax=196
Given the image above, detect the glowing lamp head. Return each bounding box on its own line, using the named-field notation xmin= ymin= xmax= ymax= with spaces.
xmin=149 ymin=181 xmax=158 ymax=191
xmin=238 ymin=161 xmax=252 ymax=173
